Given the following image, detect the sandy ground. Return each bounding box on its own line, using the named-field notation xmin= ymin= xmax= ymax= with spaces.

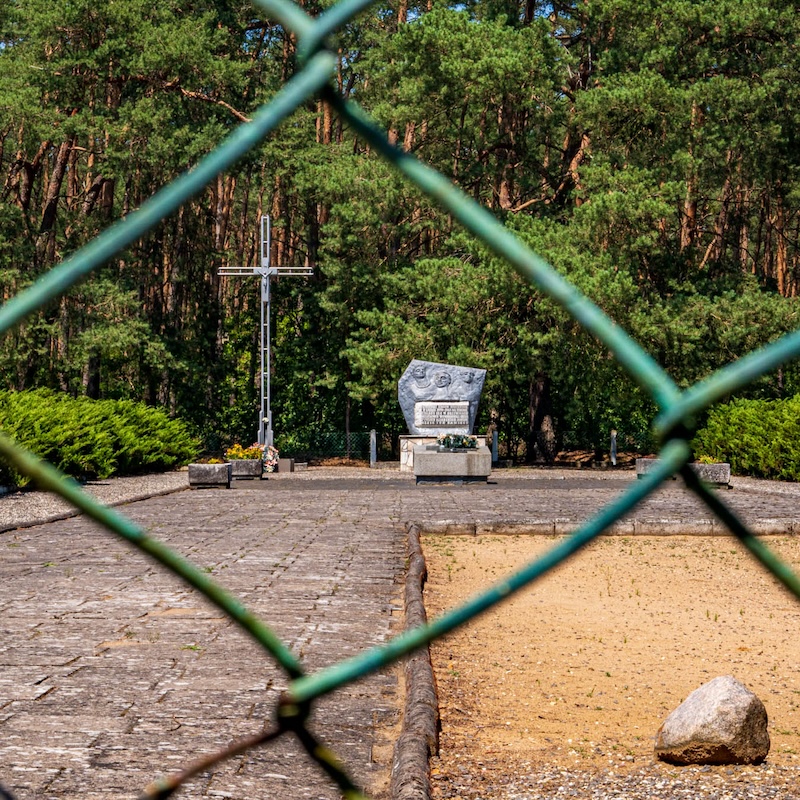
xmin=423 ymin=533 xmax=800 ymax=794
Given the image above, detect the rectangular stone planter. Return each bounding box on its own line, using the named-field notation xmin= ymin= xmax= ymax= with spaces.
xmin=413 ymin=445 xmax=492 ymax=484
xmin=188 ymin=463 xmax=231 ymax=489
xmin=229 ymin=459 xmax=263 ymax=480
xmin=636 ymin=457 xmax=731 ymax=487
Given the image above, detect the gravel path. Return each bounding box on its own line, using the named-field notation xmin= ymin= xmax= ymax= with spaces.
xmin=0 ymin=471 xmax=189 ymax=532
xmin=495 ymin=762 xmax=800 ymax=799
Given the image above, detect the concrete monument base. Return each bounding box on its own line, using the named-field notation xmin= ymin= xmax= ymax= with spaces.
xmin=400 ymin=435 xmax=487 ymax=471
xmin=413 ymin=445 xmax=492 ymax=484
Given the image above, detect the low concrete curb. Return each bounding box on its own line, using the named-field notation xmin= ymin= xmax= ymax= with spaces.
xmin=420 ymin=518 xmax=795 ymax=537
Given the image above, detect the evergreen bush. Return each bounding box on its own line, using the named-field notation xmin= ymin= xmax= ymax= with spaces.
xmin=0 ymin=390 xmax=200 ymax=487
xmin=692 ymin=396 xmax=800 ymax=481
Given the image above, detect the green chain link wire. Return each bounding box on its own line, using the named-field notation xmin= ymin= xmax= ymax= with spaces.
xmin=3 ymin=0 xmax=800 ymax=796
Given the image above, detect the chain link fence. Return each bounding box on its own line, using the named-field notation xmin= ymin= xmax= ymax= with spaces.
xmin=279 ymin=430 xmax=373 ymax=462
xmin=2 ymin=0 xmax=800 ymax=796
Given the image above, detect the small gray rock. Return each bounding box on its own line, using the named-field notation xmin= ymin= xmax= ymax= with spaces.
xmin=655 ymin=675 xmax=770 ymax=765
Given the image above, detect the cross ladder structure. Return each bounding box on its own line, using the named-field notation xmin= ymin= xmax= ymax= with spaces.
xmin=218 ymin=215 xmax=313 ymax=446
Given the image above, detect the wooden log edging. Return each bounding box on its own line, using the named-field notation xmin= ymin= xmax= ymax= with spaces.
xmin=390 ymin=523 xmax=439 ymax=800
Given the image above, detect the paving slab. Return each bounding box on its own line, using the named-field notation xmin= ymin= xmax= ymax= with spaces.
xmin=2 ymin=466 xmax=800 ymax=799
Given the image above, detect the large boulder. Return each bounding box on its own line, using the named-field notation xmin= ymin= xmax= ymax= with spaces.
xmin=655 ymin=675 xmax=770 ymax=765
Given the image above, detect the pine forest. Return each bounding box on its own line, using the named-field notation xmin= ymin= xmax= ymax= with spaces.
xmin=1 ymin=0 xmax=799 ymax=461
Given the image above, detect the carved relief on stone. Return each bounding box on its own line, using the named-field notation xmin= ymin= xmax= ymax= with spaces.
xmin=398 ymin=359 xmax=486 ymax=435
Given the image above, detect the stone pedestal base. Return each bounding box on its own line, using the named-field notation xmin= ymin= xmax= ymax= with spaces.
xmin=413 ymin=445 xmax=492 ymax=484
xmin=400 ymin=435 xmax=487 ymax=472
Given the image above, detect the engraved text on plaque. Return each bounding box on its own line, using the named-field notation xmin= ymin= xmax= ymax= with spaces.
xmin=414 ymin=401 xmax=470 ymax=429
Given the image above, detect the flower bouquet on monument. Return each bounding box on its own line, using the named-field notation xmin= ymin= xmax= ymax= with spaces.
xmin=264 ymin=445 xmax=279 ymax=473
xmin=436 ymin=434 xmax=477 ymax=451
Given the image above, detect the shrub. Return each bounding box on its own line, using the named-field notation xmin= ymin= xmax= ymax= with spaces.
xmin=0 ymin=390 xmax=200 ymax=487
xmin=692 ymin=396 xmax=800 ymax=481
xmin=105 ymin=399 xmax=200 ymax=474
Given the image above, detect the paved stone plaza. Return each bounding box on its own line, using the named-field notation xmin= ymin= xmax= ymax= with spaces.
xmin=2 ymin=466 xmax=800 ymax=799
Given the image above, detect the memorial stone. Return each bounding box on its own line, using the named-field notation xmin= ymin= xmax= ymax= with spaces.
xmin=398 ymin=359 xmax=486 ymax=436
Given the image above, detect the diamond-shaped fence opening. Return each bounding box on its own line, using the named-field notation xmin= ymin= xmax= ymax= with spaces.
xmin=2 ymin=0 xmax=800 ymax=797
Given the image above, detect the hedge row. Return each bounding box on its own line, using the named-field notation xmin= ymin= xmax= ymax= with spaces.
xmin=692 ymin=395 xmax=800 ymax=481
xmin=0 ymin=389 xmax=200 ymax=487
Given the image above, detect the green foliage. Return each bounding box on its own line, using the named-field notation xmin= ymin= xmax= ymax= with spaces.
xmin=359 ymin=6 xmax=565 ymax=205
xmin=630 ymin=277 xmax=800 ymax=395
xmin=0 ymin=390 xmax=199 ymax=486
xmin=1 ymin=0 xmax=800 ymax=462
xmin=693 ymin=396 xmax=800 ymax=481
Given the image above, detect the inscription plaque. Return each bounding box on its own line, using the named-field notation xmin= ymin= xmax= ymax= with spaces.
xmin=414 ymin=401 xmax=470 ymax=428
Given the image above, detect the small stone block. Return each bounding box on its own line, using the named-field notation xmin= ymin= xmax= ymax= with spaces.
xmin=691 ymin=462 xmax=732 ymax=485
xmin=188 ymin=463 xmax=231 ymax=488
xmin=277 ymin=458 xmax=294 ymax=473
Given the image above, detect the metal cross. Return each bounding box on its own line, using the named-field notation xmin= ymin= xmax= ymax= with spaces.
xmin=218 ymin=216 xmax=312 ymax=446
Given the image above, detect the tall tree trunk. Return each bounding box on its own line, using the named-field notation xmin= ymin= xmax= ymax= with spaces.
xmin=12 ymin=136 xmax=50 ymax=213
xmin=213 ymin=174 xmax=236 ymax=252
xmin=38 ymin=139 xmax=74 ymax=265
xmin=773 ymin=189 xmax=788 ymax=296
xmin=736 ymin=182 xmax=752 ymax=274
xmin=553 ymin=125 xmax=589 ymax=207
xmin=527 ymin=372 xmax=556 ymax=464
xmin=680 ymin=102 xmax=702 ymax=253
xmin=790 ymin=215 xmax=800 ymax=297
xmin=67 ymin=145 xmax=80 ymax=214
xmin=495 ymin=98 xmax=518 ymax=210
xmin=82 ymin=350 xmax=101 ymax=399
xmin=403 ymin=121 xmax=416 ymax=152
xmin=270 ymin=173 xmax=287 ymax=267
xmin=316 ymin=98 xmax=333 ymax=145
xmin=699 ymin=166 xmax=733 ymax=270
xmin=40 ymin=139 xmax=73 ymax=235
